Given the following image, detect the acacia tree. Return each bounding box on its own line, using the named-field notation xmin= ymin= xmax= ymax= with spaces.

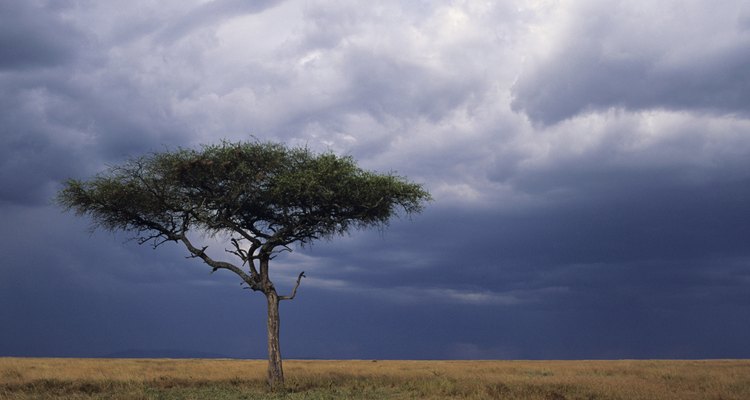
xmin=57 ymin=141 xmax=430 ymax=387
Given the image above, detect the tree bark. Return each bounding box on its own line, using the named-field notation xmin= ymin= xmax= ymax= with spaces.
xmin=266 ymin=289 xmax=284 ymax=389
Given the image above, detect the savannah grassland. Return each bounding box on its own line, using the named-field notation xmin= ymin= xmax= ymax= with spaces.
xmin=1 ymin=358 xmax=748 ymax=400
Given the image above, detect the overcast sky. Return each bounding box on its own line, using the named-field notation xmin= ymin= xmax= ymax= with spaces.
xmin=2 ymin=0 xmax=749 ymax=360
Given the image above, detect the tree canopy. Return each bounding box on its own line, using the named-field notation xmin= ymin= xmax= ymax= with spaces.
xmin=58 ymin=140 xmax=431 ymax=289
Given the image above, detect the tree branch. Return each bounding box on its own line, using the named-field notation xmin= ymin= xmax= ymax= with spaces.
xmin=226 ymin=238 xmax=246 ymax=260
xmin=226 ymin=237 xmax=260 ymax=279
xmin=219 ymin=216 xmax=266 ymax=246
xmin=136 ymin=231 xmax=172 ymax=248
xmin=179 ymin=233 xmax=262 ymax=291
xmin=279 ymin=271 xmax=306 ymax=301
xmin=269 ymin=244 xmax=293 ymax=260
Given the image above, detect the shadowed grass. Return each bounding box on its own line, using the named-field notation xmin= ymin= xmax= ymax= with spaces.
xmin=1 ymin=358 xmax=749 ymax=399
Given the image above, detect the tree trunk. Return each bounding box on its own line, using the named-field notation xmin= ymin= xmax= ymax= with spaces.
xmin=266 ymin=290 xmax=284 ymax=389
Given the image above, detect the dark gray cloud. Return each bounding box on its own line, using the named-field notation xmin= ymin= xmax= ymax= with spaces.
xmin=0 ymin=75 xmax=192 ymax=205
xmin=0 ymin=1 xmax=82 ymax=70
xmin=1 ymin=0 xmax=749 ymax=360
xmin=511 ymin=1 xmax=750 ymax=124
xmin=0 ymin=1 xmax=95 ymax=205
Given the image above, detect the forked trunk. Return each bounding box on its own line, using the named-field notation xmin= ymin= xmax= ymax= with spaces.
xmin=266 ymin=290 xmax=284 ymax=388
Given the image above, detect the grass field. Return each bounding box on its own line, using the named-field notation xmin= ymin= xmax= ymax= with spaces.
xmin=1 ymin=358 xmax=748 ymax=399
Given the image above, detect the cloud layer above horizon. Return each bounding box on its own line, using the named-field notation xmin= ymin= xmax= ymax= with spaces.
xmin=2 ymin=0 xmax=749 ymax=359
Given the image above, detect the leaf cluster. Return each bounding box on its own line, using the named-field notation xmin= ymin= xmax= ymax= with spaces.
xmin=57 ymin=141 xmax=431 ymax=252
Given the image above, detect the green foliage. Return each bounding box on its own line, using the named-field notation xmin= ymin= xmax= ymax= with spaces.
xmin=57 ymin=140 xmax=431 ymax=249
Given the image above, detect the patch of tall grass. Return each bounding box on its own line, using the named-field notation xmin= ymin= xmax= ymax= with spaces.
xmin=1 ymin=358 xmax=748 ymax=399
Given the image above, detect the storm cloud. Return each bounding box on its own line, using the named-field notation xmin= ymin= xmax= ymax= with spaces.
xmin=1 ymin=0 xmax=749 ymax=360
xmin=511 ymin=1 xmax=750 ymax=124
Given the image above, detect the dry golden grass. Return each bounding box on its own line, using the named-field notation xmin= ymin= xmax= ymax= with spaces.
xmin=1 ymin=358 xmax=749 ymax=399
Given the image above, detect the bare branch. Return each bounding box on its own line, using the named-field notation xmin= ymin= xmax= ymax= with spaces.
xmin=269 ymin=245 xmax=293 ymax=260
xmin=179 ymin=233 xmax=261 ymax=291
xmin=227 ymin=238 xmax=248 ymax=260
xmin=136 ymin=232 xmax=169 ymax=248
xmin=219 ymin=216 xmax=268 ymax=244
xmin=279 ymin=271 xmax=306 ymax=301
xmin=226 ymin=237 xmax=260 ymax=279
